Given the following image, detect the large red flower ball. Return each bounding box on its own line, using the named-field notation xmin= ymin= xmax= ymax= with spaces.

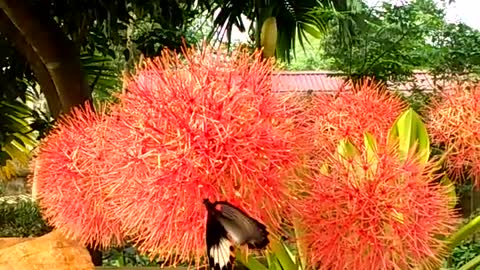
xmin=296 ymin=144 xmax=457 ymax=269
xmin=34 ymin=45 xmax=303 ymax=265
xmin=107 ymin=47 xmax=302 ymax=262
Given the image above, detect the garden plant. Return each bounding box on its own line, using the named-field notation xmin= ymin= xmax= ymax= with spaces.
xmin=30 ymin=44 xmax=480 ymax=269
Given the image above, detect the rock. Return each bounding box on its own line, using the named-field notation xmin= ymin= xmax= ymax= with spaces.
xmin=0 ymin=230 xmax=94 ymax=270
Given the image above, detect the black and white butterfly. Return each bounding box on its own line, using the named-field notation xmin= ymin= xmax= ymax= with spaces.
xmin=203 ymin=199 xmax=270 ymax=270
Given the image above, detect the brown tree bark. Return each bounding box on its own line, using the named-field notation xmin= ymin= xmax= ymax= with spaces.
xmin=0 ymin=10 xmax=62 ymax=118
xmin=0 ymin=0 xmax=91 ymax=115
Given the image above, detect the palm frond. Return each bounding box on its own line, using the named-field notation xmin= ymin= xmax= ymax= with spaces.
xmin=0 ymin=99 xmax=38 ymax=181
xmin=205 ymin=0 xmax=364 ymax=62
xmin=80 ymin=52 xmax=122 ymax=104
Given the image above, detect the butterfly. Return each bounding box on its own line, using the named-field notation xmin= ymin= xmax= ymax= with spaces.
xmin=203 ymin=199 xmax=270 ymax=270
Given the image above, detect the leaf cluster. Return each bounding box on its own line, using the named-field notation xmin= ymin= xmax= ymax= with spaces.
xmin=323 ymin=0 xmax=446 ymax=82
xmin=0 ymin=197 xmax=52 ymax=237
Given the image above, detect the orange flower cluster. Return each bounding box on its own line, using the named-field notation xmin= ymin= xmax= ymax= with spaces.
xmin=33 ymin=45 xmax=457 ymax=269
xmin=428 ymin=84 xmax=480 ymax=186
xmin=296 ymin=146 xmax=456 ymax=269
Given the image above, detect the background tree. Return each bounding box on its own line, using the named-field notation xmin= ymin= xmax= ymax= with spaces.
xmin=428 ymin=22 xmax=480 ymax=85
xmin=207 ymin=0 xmax=364 ymax=62
xmin=0 ymin=0 xmax=204 ymax=180
xmin=322 ymin=0 xmax=445 ymax=82
xmin=0 ymin=1 xmax=205 ymax=264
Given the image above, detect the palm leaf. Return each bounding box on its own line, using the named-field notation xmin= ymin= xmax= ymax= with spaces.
xmin=206 ymin=0 xmax=363 ymax=62
xmin=0 ymin=99 xmax=38 ymax=181
xmin=80 ymin=52 xmax=122 ymax=103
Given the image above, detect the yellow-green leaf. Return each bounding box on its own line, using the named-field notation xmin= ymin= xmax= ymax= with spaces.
xmin=363 ymin=132 xmax=378 ymax=175
xmin=337 ymin=139 xmax=360 ymax=160
xmin=440 ymin=175 xmax=457 ymax=209
xmin=388 ymin=108 xmax=430 ymax=164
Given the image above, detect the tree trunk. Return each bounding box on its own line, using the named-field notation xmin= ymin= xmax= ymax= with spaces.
xmin=0 ymin=10 xmax=62 ymax=118
xmin=87 ymin=245 xmax=103 ymax=266
xmin=0 ymin=0 xmax=91 ymax=115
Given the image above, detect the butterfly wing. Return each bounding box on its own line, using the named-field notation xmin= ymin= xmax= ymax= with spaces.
xmin=212 ymin=201 xmax=270 ymax=249
xmin=205 ymin=201 xmax=235 ymax=270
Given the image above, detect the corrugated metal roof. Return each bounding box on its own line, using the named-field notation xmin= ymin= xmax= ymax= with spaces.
xmin=272 ymin=71 xmax=346 ymax=93
xmin=271 ymin=71 xmax=438 ymax=93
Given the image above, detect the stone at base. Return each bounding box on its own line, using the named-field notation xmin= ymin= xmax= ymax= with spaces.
xmin=0 ymin=230 xmax=94 ymax=270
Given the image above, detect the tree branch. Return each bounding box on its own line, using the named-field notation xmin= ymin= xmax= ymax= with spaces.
xmin=0 ymin=0 xmax=91 ymax=115
xmin=0 ymin=9 xmax=62 ymax=117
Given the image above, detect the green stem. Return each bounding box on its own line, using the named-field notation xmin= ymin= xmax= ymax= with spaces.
xmin=448 ymin=214 xmax=480 ymax=250
xmin=293 ymin=217 xmax=307 ymax=270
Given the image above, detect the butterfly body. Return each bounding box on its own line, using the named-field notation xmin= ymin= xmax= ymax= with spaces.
xmin=204 ymin=199 xmax=270 ymax=270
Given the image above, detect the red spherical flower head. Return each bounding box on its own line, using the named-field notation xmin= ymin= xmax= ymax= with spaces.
xmin=296 ymin=145 xmax=458 ymax=270
xmin=427 ymin=83 xmax=480 ymax=186
xmin=106 ymin=45 xmax=302 ymax=264
xmin=32 ymin=103 xmax=125 ymax=248
xmin=305 ymin=79 xmax=406 ymax=162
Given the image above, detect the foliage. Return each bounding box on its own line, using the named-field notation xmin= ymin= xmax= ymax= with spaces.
xmin=0 ymin=0 xmax=207 ymax=180
xmin=388 ymin=107 xmax=430 ymax=163
xmin=443 ymin=207 xmax=480 ymax=270
xmin=446 ymin=240 xmax=480 ymax=270
xmin=322 ymin=0 xmax=445 ymax=82
xmin=0 ymin=88 xmax=51 ymax=180
xmin=0 ymin=33 xmax=35 ymax=102
xmin=428 ymin=22 xmax=480 ymax=82
xmin=81 ymin=53 xmax=123 ymax=104
xmin=0 ymin=197 xmax=52 ymax=237
xmin=280 ymin=36 xmax=333 ymax=71
xmin=103 ymin=246 xmax=161 ymax=267
xmin=207 ymin=0 xmax=363 ymax=62
xmin=0 ymin=28 xmax=40 ymax=179
xmin=396 ymin=87 xmax=434 ymax=116
xmin=37 ymin=0 xmax=201 ymax=59
xmin=289 ymin=0 xmax=480 ymax=89
xmin=240 ymin=241 xmax=300 ymax=270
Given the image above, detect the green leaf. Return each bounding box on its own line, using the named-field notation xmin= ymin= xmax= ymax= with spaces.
xmin=12 ymin=132 xmax=37 ymax=148
xmin=3 ymin=143 xmax=29 ymax=164
xmin=388 ymin=108 xmax=430 ymax=164
xmin=319 ymin=163 xmax=330 ymax=175
xmin=271 ymin=241 xmax=298 ymax=270
xmin=300 ymin=23 xmax=321 ymax=39
xmin=336 ymin=138 xmax=368 ymax=181
xmin=364 ymin=132 xmax=378 ymax=174
xmin=270 ymin=256 xmax=283 ymax=270
xmin=293 ymin=217 xmax=307 ymax=270
xmin=459 ymin=254 xmax=480 ymax=270
xmin=0 ymin=100 xmax=32 ymax=116
xmin=440 ymin=174 xmax=457 ymax=209
xmin=0 ymin=151 xmax=11 ymax=166
xmin=337 ymin=139 xmax=360 ymax=160
xmin=448 ymin=215 xmax=480 ymax=250
xmin=236 ymin=250 xmax=268 ymax=270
